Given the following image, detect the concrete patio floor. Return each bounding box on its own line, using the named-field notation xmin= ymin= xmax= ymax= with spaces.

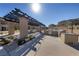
xmin=26 ymin=35 xmax=79 ymax=56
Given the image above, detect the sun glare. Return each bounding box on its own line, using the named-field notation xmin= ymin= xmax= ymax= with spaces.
xmin=31 ymin=3 xmax=41 ymax=13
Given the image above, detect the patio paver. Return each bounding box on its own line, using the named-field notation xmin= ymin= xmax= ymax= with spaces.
xmin=27 ymin=35 xmax=79 ymax=56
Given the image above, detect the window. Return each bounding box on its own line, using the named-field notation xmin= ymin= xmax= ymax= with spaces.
xmin=1 ymin=27 xmax=6 ymax=31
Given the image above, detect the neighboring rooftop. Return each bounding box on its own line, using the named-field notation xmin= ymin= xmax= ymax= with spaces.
xmin=58 ymin=18 xmax=79 ymax=26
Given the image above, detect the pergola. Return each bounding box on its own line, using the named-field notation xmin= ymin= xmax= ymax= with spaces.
xmin=3 ymin=8 xmax=46 ymax=39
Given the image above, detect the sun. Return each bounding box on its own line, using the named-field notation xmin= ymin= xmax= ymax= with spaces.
xmin=31 ymin=3 xmax=41 ymax=13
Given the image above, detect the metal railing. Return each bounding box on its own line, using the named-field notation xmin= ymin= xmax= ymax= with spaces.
xmin=0 ymin=32 xmax=43 ymax=56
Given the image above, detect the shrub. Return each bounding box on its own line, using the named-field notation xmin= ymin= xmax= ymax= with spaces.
xmin=7 ymin=36 xmax=15 ymax=40
xmin=28 ymin=35 xmax=35 ymax=40
xmin=17 ymin=35 xmax=35 ymax=45
xmin=17 ymin=39 xmax=26 ymax=45
xmin=0 ymin=38 xmax=10 ymax=45
xmin=25 ymin=36 xmax=28 ymax=39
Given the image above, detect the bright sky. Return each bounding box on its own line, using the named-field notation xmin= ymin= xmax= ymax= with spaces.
xmin=0 ymin=3 xmax=79 ymax=26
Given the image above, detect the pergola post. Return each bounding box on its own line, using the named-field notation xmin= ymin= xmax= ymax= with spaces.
xmin=8 ymin=22 xmax=15 ymax=35
xmin=37 ymin=26 xmax=41 ymax=32
xmin=19 ymin=17 xmax=28 ymax=39
xmin=44 ymin=27 xmax=47 ymax=34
